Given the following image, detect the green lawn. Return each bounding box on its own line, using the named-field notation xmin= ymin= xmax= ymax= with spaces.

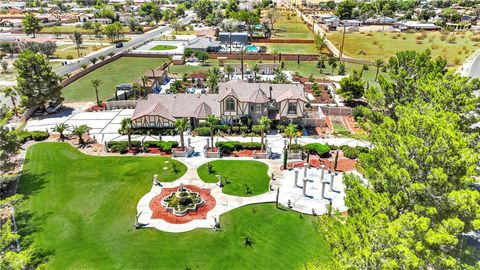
xmin=254 ymin=43 xmax=318 ymax=54
xmin=197 ymin=160 xmax=270 ymax=196
xmin=18 ymin=143 xmax=329 ymax=269
xmin=168 ymin=59 xmax=381 ymax=85
xmin=41 ymin=25 xmax=130 ymax=34
xmin=271 ymin=11 xmax=313 ymax=40
xmin=150 ymin=45 xmax=178 ymax=51
xmin=327 ymin=31 xmax=479 ymax=66
xmin=55 ymin=44 xmax=108 ymax=59
xmin=62 ymin=57 xmax=167 ymax=102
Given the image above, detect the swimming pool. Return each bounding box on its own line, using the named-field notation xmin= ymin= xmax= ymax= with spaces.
xmin=245 ymin=45 xmax=259 ymax=53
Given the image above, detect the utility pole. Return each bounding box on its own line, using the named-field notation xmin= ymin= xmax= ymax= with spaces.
xmin=339 ymin=25 xmax=346 ymax=61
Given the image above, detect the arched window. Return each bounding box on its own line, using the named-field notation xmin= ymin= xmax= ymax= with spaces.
xmin=225 ymin=98 xmax=235 ymax=112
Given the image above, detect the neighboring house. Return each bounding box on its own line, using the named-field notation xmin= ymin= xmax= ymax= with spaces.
xmin=131 ymin=79 xmax=315 ymax=129
xmin=172 ymin=55 xmax=185 ymax=65
xmin=186 ymin=37 xmax=221 ymax=52
xmin=257 ymin=63 xmax=279 ymax=75
xmin=398 ymin=21 xmax=439 ymax=30
xmin=231 ymin=63 xmax=248 ymax=75
xmin=341 ymin=19 xmax=362 ymax=27
xmin=218 ymin=32 xmax=249 ymax=46
xmin=0 ymin=18 xmax=22 ymax=27
xmin=134 ymin=67 xmax=169 ymax=94
xmin=79 ymin=14 xmax=112 ymax=24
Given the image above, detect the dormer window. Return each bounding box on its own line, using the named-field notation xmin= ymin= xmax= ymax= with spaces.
xmin=288 ymin=102 xmax=297 ymax=114
xmin=226 ymin=98 xmax=236 ymax=111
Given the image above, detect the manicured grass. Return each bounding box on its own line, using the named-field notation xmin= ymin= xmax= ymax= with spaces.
xmin=18 ymin=143 xmax=329 ymax=269
xmin=55 ymin=44 xmax=107 ymax=59
xmin=254 ymin=43 xmax=318 ymax=54
xmin=327 ymin=31 xmax=479 ymax=66
xmin=41 ymin=24 xmax=130 ymax=34
xmin=271 ymin=11 xmax=313 ymax=40
xmin=150 ymin=45 xmax=178 ymax=51
xmin=62 ymin=57 xmax=167 ymax=102
xmin=168 ymin=59 xmax=381 ymax=85
xmin=197 ymin=160 xmax=270 ymax=196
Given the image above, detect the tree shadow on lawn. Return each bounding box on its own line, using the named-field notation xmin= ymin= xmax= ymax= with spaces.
xmin=16 ymin=171 xmax=55 ymax=266
xmin=18 ymin=171 xmax=49 ymax=200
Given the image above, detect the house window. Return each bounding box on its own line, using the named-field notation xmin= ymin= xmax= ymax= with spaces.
xmin=288 ymin=102 xmax=297 ymax=114
xmin=255 ymin=104 xmax=262 ymax=113
xmin=226 ymin=98 xmax=235 ymax=112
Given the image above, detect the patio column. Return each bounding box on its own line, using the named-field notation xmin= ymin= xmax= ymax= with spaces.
xmin=320 ymin=165 xmax=325 ymax=180
xmin=294 ymin=169 xmax=299 ymax=187
xmin=321 ymin=181 xmax=327 ymax=199
xmin=330 ymin=173 xmax=336 ymax=192
xmin=303 ymin=163 xmax=308 ymax=178
xmin=303 ymin=178 xmax=308 ymax=196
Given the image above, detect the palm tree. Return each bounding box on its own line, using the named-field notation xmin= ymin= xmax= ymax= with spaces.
xmin=2 ymin=87 xmax=18 ymax=116
xmin=175 ymin=118 xmax=189 ymax=151
xmin=284 ymin=123 xmax=298 ymax=153
xmin=252 ymin=64 xmax=259 ymax=82
xmin=273 ymin=69 xmax=288 ymax=84
xmin=224 ymin=65 xmax=234 ymax=80
xmin=91 ymin=79 xmax=103 ymax=105
xmin=328 ymin=57 xmax=337 ymax=75
xmin=318 ymin=54 xmax=327 ymax=74
xmin=240 ymin=49 xmax=245 ymax=80
xmin=374 ymin=59 xmax=385 ymax=81
xmin=315 ymin=34 xmax=327 ymax=54
xmin=70 ymin=31 xmax=83 ymax=58
xmin=120 ymin=118 xmax=133 ymax=150
xmin=272 ymin=50 xmax=279 ymax=63
xmin=206 ymin=115 xmax=218 ymax=148
xmin=72 ymin=124 xmax=91 ymax=145
xmin=258 ymin=116 xmax=271 ymax=152
xmin=132 ymin=82 xmax=143 ymax=98
xmin=52 ymin=123 xmax=70 ymax=140
xmin=140 ymin=75 xmax=149 ymax=95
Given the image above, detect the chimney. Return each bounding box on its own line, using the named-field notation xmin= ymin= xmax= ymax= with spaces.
xmin=269 ymin=86 xmax=273 ymax=100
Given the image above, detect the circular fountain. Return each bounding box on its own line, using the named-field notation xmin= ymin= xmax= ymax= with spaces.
xmin=161 ymin=184 xmax=205 ymax=216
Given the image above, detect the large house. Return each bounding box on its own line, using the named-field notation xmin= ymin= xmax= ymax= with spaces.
xmin=131 ymin=80 xmax=315 ymax=129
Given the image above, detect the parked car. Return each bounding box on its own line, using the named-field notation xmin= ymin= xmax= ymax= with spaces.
xmin=116 ymin=42 xmax=124 ymax=48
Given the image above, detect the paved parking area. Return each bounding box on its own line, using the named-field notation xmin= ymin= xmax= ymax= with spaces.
xmin=25 ymin=109 xmax=134 ymax=144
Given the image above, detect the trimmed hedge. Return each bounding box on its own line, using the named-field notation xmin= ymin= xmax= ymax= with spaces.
xmin=194 ymin=127 xmax=211 ymax=136
xmin=131 ymin=128 xmax=177 ymax=136
xmin=341 ymin=145 xmax=369 ymax=159
xmin=108 ymin=141 xmax=141 ymax=153
xmin=215 ymin=141 xmax=262 ymax=153
xmin=17 ymin=130 xmax=49 ymax=142
xmin=304 ymin=143 xmax=331 ymax=156
xmin=144 ymin=141 xmax=179 ymax=153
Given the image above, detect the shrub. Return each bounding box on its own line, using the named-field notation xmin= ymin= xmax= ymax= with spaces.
xmin=143 ymin=141 xmax=179 ymax=153
xmin=240 ymin=126 xmax=249 ymax=133
xmin=215 ymin=141 xmax=262 ymax=153
xmin=289 ymin=143 xmax=303 ymax=153
xmin=304 ymin=143 xmax=330 ymax=156
xmin=251 ymin=125 xmax=263 ymax=134
xmin=352 ymin=105 xmax=371 ymax=121
xmin=108 ymin=141 xmax=142 ymax=152
xmin=277 ymin=125 xmax=285 ymax=132
xmin=194 ymin=127 xmax=210 ymax=136
xmin=66 ymin=55 xmax=73 ymax=59
xmin=341 ymin=145 xmax=369 ymax=159
xmin=16 ymin=130 xmax=49 ymax=142
xmin=30 ymin=130 xmax=49 ymax=141
xmin=216 ymin=141 xmax=241 ymax=152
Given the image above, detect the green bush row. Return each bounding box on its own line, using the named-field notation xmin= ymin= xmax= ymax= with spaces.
xmin=304 ymin=143 xmax=331 ymax=156
xmin=143 ymin=141 xmax=179 ymax=153
xmin=215 ymin=141 xmax=262 ymax=152
xmin=17 ymin=130 xmax=49 ymax=142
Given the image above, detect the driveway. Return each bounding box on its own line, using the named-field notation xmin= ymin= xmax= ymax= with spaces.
xmin=24 ymin=109 xmax=134 ymax=143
